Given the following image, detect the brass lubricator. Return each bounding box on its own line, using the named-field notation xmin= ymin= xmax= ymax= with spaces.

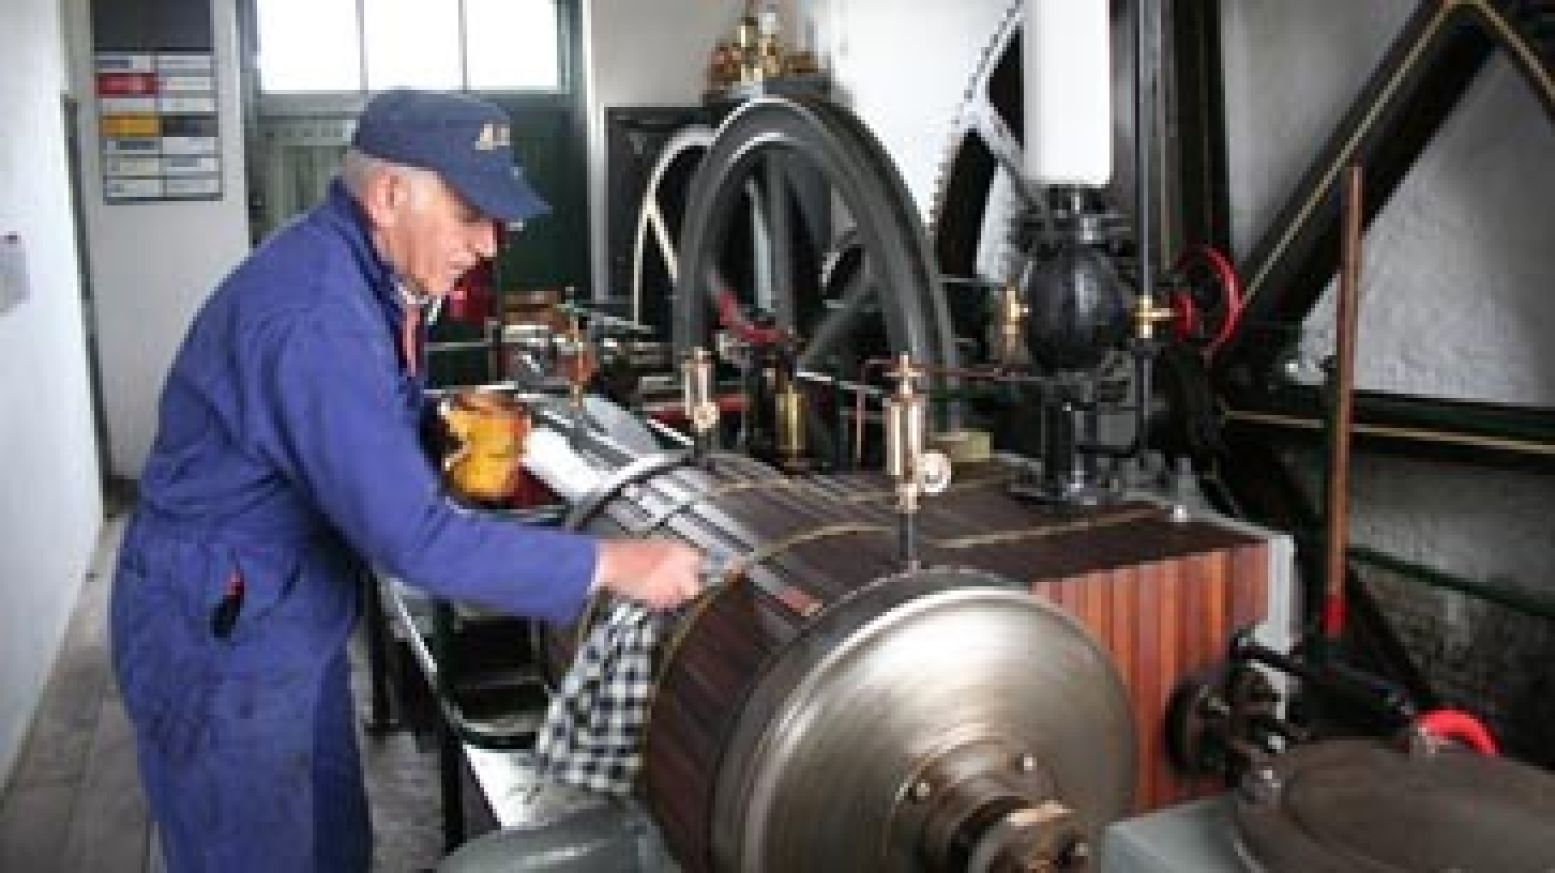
xmin=735 ymin=11 xmax=762 ymax=83
xmin=995 ymin=282 xmax=1029 ymax=366
xmin=682 ymin=347 xmax=720 ymax=460
xmin=1130 ymin=291 xmax=1176 ymax=342
xmin=773 ymin=371 xmax=807 ymax=469
xmin=884 ymin=354 xmax=952 ymax=568
xmin=556 ymin=314 xmax=596 ymax=411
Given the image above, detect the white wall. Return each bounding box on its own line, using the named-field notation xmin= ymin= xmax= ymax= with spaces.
xmin=581 ymin=0 xmax=799 ymax=299
xmin=65 ymin=0 xmax=251 ymax=479
xmin=581 ymin=0 xmax=737 ymax=298
xmin=1221 ymin=0 xmax=1413 ymax=256
xmin=0 ymin=0 xmax=104 ymax=783
xmin=1220 ymin=0 xmax=1555 ymax=587
xmin=1223 ymin=0 xmax=1555 ymax=408
xmin=798 ymin=0 xmax=1012 ymax=214
xmin=1293 ymin=57 xmax=1555 ymax=407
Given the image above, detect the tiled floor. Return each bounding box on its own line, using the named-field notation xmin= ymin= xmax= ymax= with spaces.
xmin=0 ymin=513 xmax=447 ymax=872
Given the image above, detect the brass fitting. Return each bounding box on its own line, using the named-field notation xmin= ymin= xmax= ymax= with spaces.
xmin=995 ymin=283 xmax=1029 ymax=365
xmin=557 ymin=315 xmax=596 ymax=408
xmin=682 ymin=347 xmax=719 ymax=437
xmin=884 ymin=354 xmax=952 ymax=510
xmin=775 ymin=379 xmax=806 ymax=462
xmin=1131 ymin=293 xmax=1176 ymax=342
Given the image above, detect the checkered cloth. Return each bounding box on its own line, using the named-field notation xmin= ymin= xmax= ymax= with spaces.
xmin=533 ymin=600 xmax=666 ymax=795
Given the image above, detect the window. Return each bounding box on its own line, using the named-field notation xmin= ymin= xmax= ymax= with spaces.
xmin=254 ymin=0 xmax=562 ymax=93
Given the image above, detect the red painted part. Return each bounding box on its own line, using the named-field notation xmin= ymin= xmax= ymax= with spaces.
xmin=447 ymin=261 xmax=495 ymax=323
xmin=1321 ymin=593 xmax=1346 ymax=638
xmin=1416 ymin=708 xmax=1500 ymax=755
xmin=97 ymin=72 xmax=158 ymax=96
xmin=1170 ymin=291 xmax=1199 ymax=343
xmin=716 ymin=290 xmax=787 ymax=346
xmin=1171 ymin=244 xmax=1245 ymax=356
xmin=507 ymin=468 xmax=558 ymax=509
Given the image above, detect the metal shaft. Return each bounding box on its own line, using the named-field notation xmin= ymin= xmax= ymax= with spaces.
xmin=1134 ymin=0 xmax=1156 ymax=316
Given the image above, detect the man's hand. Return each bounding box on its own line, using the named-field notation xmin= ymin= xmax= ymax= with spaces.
xmin=594 ymin=539 xmax=704 ymax=610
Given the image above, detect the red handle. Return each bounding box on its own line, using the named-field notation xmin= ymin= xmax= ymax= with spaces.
xmin=1170 ymin=244 xmax=1245 ymax=356
xmin=1416 ymin=708 xmax=1499 ymax=755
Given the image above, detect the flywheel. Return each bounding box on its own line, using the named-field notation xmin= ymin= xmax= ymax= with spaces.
xmin=630 ymin=124 xmax=715 ymax=337
xmin=672 ymin=95 xmax=960 ymax=377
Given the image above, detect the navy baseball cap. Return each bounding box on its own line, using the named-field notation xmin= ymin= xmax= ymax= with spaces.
xmin=352 ymin=89 xmax=550 ymax=224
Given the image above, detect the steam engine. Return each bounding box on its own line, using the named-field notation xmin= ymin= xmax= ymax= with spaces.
xmin=419 ymin=1 xmax=1555 ymax=870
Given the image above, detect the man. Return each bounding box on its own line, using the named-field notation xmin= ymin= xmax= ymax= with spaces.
xmin=109 ymin=89 xmax=702 ymax=872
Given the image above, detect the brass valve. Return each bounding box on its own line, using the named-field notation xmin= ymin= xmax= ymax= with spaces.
xmin=995 ymin=283 xmax=1029 ymax=366
xmin=682 ymin=347 xmax=720 ymax=437
xmin=557 ymin=315 xmax=596 ymax=408
xmin=884 ymin=354 xmax=952 ymax=506
xmin=774 ymin=378 xmax=807 ymax=463
xmin=1131 ymin=293 xmax=1176 ymax=342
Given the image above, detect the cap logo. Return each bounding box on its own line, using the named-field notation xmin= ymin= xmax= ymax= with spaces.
xmin=474 ymin=122 xmax=511 ymax=151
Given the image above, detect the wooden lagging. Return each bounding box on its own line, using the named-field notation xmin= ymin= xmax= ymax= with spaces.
xmin=814 ymin=471 xmax=1274 ymax=814
xmin=1030 ymin=540 xmax=1269 ymax=812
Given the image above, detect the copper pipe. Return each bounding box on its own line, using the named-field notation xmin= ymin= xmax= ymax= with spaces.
xmin=1324 ymin=165 xmax=1364 ymax=641
xmin=850 ymin=358 xmax=1027 ymax=467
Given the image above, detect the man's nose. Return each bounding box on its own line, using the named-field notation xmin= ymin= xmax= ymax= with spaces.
xmin=471 ymin=220 xmax=499 ymax=258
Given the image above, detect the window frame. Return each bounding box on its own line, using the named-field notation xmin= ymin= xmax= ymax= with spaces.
xmin=239 ymin=0 xmax=579 ymax=113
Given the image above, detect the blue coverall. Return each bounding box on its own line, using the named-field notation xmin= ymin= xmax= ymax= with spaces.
xmin=110 ymin=180 xmax=597 ymax=871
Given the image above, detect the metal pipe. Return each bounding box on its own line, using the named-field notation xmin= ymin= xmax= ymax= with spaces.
xmin=1347 ymin=544 xmax=1555 ymax=624
xmin=1130 ymin=0 xmax=1163 ymax=468
xmin=898 ymin=511 xmax=919 ymax=570
xmin=1231 ymin=632 xmax=1412 ymax=722
xmin=1322 ymin=165 xmax=1364 ymax=644
xmin=831 ymin=359 xmax=850 ymax=471
xmin=644 ymin=414 xmax=693 ymax=448
xmin=1134 ymin=0 xmax=1156 ymax=317
xmin=1222 ymin=389 xmax=1555 ymax=467
xmin=1135 ymin=350 xmax=1154 ymax=462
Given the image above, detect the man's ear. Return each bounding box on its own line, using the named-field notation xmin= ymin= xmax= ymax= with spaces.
xmin=359 ymin=170 xmax=405 ymax=229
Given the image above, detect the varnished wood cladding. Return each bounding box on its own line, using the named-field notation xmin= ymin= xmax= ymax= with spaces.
xmin=847 ymin=474 xmax=1273 ymax=812
xmin=1029 ymin=542 xmax=1268 ymax=811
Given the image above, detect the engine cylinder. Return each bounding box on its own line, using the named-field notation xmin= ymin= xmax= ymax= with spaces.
xmin=540 ymin=447 xmax=1135 ymax=872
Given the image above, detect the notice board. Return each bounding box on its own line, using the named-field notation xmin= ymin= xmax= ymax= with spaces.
xmin=92 ymin=0 xmax=222 ymax=202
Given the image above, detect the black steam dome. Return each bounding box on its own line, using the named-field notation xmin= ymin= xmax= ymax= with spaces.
xmin=1015 ymin=187 xmax=1132 ymax=374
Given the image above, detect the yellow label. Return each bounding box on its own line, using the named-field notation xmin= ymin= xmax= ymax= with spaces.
xmin=103 ymin=114 xmax=161 ymax=138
